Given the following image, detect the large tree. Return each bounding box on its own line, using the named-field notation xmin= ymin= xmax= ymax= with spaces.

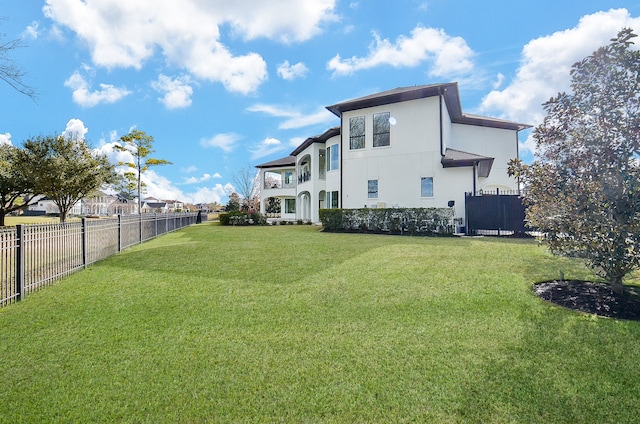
xmin=232 ymin=164 xmax=259 ymax=211
xmin=114 ymin=130 xmax=171 ymax=214
xmin=509 ymin=28 xmax=640 ymax=294
xmin=21 ymin=135 xmax=118 ymax=222
xmin=0 ymin=143 xmax=38 ymax=225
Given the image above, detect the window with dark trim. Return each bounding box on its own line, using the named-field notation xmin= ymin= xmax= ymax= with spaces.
xmin=349 ymin=116 xmax=365 ymax=150
xmin=373 ymin=112 xmax=390 ymax=147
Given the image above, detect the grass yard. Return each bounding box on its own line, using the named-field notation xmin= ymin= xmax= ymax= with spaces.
xmin=2 ymin=215 xmax=69 ymax=226
xmin=1 ymin=224 xmax=639 ymax=423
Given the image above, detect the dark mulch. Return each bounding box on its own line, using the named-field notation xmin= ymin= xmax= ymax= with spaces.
xmin=533 ymin=280 xmax=640 ymax=320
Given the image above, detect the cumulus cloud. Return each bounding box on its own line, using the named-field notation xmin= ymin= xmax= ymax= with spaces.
xmin=277 ymin=60 xmax=309 ymax=80
xmin=43 ymin=0 xmax=337 ymax=94
xmin=64 ymin=70 xmax=130 ymax=107
xmin=480 ymin=8 xmax=640 ymax=140
xmin=0 ymin=133 xmax=12 ymax=145
xmin=327 ymin=25 xmax=475 ymax=77
xmin=250 ymin=137 xmax=286 ymax=160
xmin=200 ymin=133 xmax=242 ymax=152
xmin=152 ymin=74 xmax=194 ymax=109
xmin=62 ymin=118 xmax=89 ymax=140
xmin=247 ymin=104 xmax=336 ymax=129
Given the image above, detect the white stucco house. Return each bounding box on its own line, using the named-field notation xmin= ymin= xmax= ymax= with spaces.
xmin=257 ymin=83 xmax=531 ymax=224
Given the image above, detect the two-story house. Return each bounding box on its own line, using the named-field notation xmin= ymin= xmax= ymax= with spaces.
xmin=257 ymin=83 xmax=530 ymax=224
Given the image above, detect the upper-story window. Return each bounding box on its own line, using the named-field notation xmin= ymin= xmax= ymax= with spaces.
xmin=373 ymin=112 xmax=391 ymax=147
xmin=327 ymin=144 xmax=339 ymax=171
xmin=349 ymin=116 xmax=365 ymax=150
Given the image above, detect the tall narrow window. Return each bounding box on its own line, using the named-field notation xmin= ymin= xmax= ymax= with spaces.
xmin=331 ymin=191 xmax=339 ymax=208
xmin=421 ymin=177 xmax=433 ymax=197
xmin=327 ymin=144 xmax=339 ymax=171
xmin=318 ymin=149 xmax=326 ymax=179
xmin=368 ymin=179 xmax=378 ymax=198
xmin=373 ymin=112 xmax=391 ymax=147
xmin=349 ymin=116 xmax=365 ymax=150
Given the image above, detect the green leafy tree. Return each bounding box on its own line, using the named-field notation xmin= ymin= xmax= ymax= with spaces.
xmin=0 ymin=143 xmax=38 ymax=225
xmin=113 ymin=130 xmax=171 ymax=214
xmin=226 ymin=192 xmax=241 ymax=212
xmin=509 ymin=28 xmax=640 ymax=294
xmin=20 ymin=135 xmax=118 ymax=222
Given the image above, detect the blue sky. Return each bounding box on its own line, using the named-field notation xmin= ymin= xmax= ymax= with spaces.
xmin=1 ymin=1 xmax=640 ymax=205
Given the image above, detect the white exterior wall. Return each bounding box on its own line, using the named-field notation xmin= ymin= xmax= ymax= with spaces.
xmin=341 ymin=96 xmax=460 ymax=210
xmin=451 ymin=124 xmax=519 ymax=192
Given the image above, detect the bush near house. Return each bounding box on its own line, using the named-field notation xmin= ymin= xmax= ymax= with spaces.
xmin=320 ymin=207 xmax=454 ymax=235
xmin=219 ymin=210 xmax=266 ymax=226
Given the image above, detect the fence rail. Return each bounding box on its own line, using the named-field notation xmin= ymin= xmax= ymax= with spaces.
xmin=0 ymin=212 xmax=204 ymax=307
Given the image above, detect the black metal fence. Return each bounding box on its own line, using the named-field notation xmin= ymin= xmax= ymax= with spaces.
xmin=465 ymin=190 xmax=533 ymax=236
xmin=0 ymin=212 xmax=205 ymax=307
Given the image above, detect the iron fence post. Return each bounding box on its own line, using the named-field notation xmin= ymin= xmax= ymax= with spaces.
xmin=15 ymin=225 xmax=24 ymax=301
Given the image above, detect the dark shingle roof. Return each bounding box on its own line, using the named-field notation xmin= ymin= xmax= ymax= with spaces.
xmin=441 ymin=148 xmax=494 ymax=178
xmin=255 ymin=156 xmax=296 ymax=169
xmin=326 ymin=83 xmax=531 ymax=131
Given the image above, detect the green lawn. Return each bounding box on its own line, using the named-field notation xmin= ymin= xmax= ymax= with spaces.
xmin=1 ymin=224 xmax=639 ymax=423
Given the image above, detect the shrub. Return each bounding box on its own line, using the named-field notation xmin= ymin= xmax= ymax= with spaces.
xmin=319 ymin=208 xmax=453 ymax=235
xmin=219 ymin=211 xmax=266 ymax=226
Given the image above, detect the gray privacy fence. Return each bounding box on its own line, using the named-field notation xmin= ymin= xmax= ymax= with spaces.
xmin=0 ymin=212 xmax=205 ymax=307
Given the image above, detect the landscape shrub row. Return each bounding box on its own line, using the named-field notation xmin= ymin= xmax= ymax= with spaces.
xmin=219 ymin=211 xmax=266 ymax=226
xmin=319 ymin=207 xmax=454 ymax=235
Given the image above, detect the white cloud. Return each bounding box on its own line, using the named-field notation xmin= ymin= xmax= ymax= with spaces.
xmin=277 ymin=60 xmax=309 ymax=80
xmin=64 ymin=70 xmax=130 ymax=107
xmin=200 ymin=133 xmax=242 ymax=152
xmin=151 ymin=74 xmax=194 ymax=109
xmin=43 ymin=0 xmax=337 ymax=94
xmin=327 ymin=25 xmax=475 ymax=77
xmin=0 ymin=133 xmax=12 ymax=145
xmin=250 ymin=137 xmax=286 ymax=160
xmin=480 ymin=8 xmax=640 ymax=146
xmin=183 ymin=173 xmax=216 ymax=184
xmin=23 ymin=21 xmax=40 ymax=39
xmin=247 ymin=104 xmax=336 ymax=129
xmin=62 ymin=118 xmax=89 ymax=140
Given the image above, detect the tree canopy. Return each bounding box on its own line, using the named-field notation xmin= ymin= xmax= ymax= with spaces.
xmin=114 ymin=130 xmax=171 ymax=214
xmin=0 ymin=143 xmax=38 ymax=225
xmin=510 ymin=28 xmax=640 ymax=294
xmin=20 ymin=134 xmax=118 ymax=222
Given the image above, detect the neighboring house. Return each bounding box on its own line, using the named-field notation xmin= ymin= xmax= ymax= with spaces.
xmin=257 ymin=82 xmax=531 ymax=224
xmin=29 ymin=197 xmax=83 ymax=215
xmin=83 ymin=191 xmax=119 ymax=215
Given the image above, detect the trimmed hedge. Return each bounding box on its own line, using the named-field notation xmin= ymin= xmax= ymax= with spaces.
xmin=319 ymin=207 xmax=454 ymax=235
xmin=219 ymin=211 xmax=266 ymax=226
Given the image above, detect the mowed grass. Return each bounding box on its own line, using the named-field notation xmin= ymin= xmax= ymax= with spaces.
xmin=1 ymin=224 xmax=639 ymax=423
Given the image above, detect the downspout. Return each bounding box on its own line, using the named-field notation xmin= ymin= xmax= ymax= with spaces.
xmin=340 ymin=117 xmax=343 ymax=209
xmin=515 ymin=130 xmax=521 ymax=195
xmin=439 ymin=88 xmax=445 ymax=157
xmin=472 ymin=161 xmax=477 ymax=194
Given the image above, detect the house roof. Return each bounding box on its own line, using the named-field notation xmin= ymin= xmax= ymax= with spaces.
xmin=326 ymin=82 xmax=531 ymax=131
xmin=256 ymin=127 xmax=341 ymax=169
xmin=441 ymin=148 xmax=494 ymax=178
xmin=255 ymin=156 xmax=296 ymax=169
xmin=290 ymin=126 xmax=340 ymax=156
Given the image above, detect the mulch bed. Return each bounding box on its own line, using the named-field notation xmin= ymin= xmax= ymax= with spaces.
xmin=533 ymin=280 xmax=640 ymax=321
